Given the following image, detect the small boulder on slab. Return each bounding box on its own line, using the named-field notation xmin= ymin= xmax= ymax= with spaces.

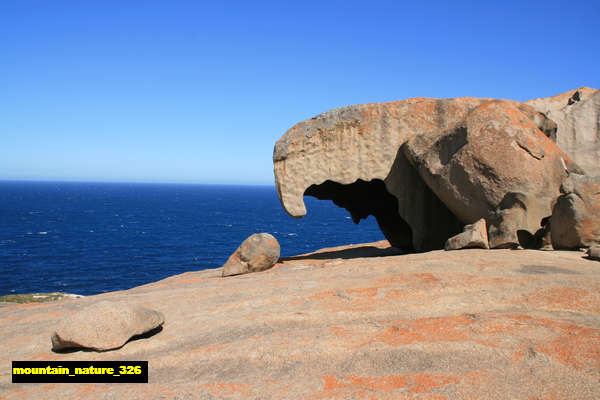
xmin=222 ymin=233 xmax=280 ymax=277
xmin=51 ymin=301 xmax=165 ymax=351
xmin=445 ymin=218 xmax=489 ymax=250
xmin=587 ymin=246 xmax=600 ymax=261
xmin=551 ymin=174 xmax=600 ymax=249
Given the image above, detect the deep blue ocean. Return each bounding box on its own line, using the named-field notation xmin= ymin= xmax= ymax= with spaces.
xmin=0 ymin=181 xmax=384 ymax=296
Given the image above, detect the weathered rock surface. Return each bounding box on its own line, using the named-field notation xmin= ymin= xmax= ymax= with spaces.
xmin=274 ymin=94 xmax=580 ymax=251
xmin=526 ymin=87 xmax=600 ymax=175
xmin=274 ymin=98 xmax=487 ymax=250
xmin=51 ymin=301 xmax=165 ymax=351
xmin=404 ymin=100 xmax=579 ymax=248
xmin=445 ymin=218 xmax=488 ymax=250
xmin=222 ymin=233 xmax=280 ymax=276
xmin=551 ymin=174 xmax=600 ymax=249
xmin=2 ymin=241 xmax=599 ymax=399
xmin=588 ymin=245 xmax=600 ymax=261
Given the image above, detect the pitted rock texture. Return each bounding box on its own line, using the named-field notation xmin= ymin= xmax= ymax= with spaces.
xmin=274 ymin=95 xmax=576 ymax=250
xmin=551 ymin=174 xmax=600 ymax=249
xmin=2 ymin=241 xmax=599 ymax=399
xmin=222 ymin=233 xmax=280 ymax=277
xmin=526 ymin=87 xmax=600 ymax=175
xmin=51 ymin=301 xmax=164 ymax=351
xmin=445 ymin=218 xmax=488 ymax=250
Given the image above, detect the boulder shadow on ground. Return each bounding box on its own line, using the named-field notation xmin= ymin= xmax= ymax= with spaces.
xmin=52 ymin=326 xmax=163 ymax=354
xmin=279 ymin=245 xmax=405 ymax=262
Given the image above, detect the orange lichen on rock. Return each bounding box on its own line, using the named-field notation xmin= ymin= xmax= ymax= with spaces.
xmin=2 ymin=242 xmax=599 ymax=399
xmin=201 ymin=382 xmax=252 ymax=396
xmin=367 ymin=315 xmax=478 ymax=347
xmin=522 ymin=286 xmax=600 ymax=313
xmin=479 ymin=314 xmax=600 ymax=370
xmin=307 ymin=282 xmax=426 ymax=312
xmin=409 ymin=374 xmax=460 ymax=394
xmin=374 ymin=272 xmax=437 ymax=288
xmin=315 ymin=373 xmax=462 ymax=399
xmin=345 ymin=287 xmax=379 ymax=297
xmin=536 ymin=321 xmax=600 ymax=370
xmin=74 ymin=385 xmax=111 ymax=396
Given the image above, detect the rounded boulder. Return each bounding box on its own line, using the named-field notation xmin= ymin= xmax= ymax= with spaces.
xmin=222 ymin=233 xmax=280 ymax=277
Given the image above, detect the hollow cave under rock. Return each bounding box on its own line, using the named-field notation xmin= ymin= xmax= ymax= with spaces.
xmin=304 ymin=179 xmax=416 ymax=251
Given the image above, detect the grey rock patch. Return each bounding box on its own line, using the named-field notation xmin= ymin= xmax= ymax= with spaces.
xmin=519 ymin=265 xmax=580 ymax=275
xmin=526 ymin=87 xmax=599 ymax=175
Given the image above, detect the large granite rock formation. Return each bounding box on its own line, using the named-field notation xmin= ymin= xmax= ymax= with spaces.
xmin=274 ymin=98 xmax=488 ymax=250
xmin=404 ymin=100 xmax=580 ymax=249
xmin=526 ymin=87 xmax=600 ymax=175
xmin=274 ymin=93 xmax=584 ymax=250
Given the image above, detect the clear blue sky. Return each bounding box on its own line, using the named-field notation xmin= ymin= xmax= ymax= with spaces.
xmin=1 ymin=1 xmax=598 ymax=185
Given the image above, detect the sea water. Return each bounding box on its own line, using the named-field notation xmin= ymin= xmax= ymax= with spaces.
xmin=0 ymin=181 xmax=384 ymax=296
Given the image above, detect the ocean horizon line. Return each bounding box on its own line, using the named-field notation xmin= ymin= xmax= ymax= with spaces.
xmin=0 ymin=179 xmax=276 ymax=187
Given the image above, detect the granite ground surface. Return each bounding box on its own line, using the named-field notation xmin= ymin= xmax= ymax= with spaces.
xmin=1 ymin=241 xmax=599 ymax=399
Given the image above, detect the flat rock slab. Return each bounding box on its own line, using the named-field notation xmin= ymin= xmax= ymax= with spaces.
xmin=1 ymin=241 xmax=599 ymax=399
xmin=51 ymin=301 xmax=165 ymax=351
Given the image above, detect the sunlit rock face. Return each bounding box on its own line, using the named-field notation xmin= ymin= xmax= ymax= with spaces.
xmin=274 ymin=92 xmax=585 ymax=251
xmin=526 ymin=87 xmax=600 ymax=176
xmin=551 ymin=174 xmax=600 ymax=249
